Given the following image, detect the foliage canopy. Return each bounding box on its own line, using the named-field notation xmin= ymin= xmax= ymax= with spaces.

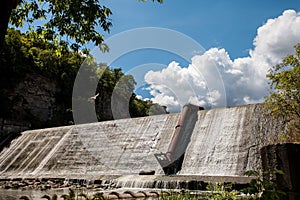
xmin=265 ymin=44 xmax=300 ymax=142
xmin=10 ymin=0 xmax=112 ymax=49
xmin=2 ymin=0 xmax=163 ymax=49
xmin=0 ymin=28 xmax=167 ymax=128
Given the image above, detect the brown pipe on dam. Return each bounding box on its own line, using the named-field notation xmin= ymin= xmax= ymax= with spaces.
xmin=166 ymin=103 xmax=199 ymax=163
xmin=155 ymin=103 xmax=200 ymax=174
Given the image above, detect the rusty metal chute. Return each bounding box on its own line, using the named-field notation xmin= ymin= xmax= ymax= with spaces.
xmin=155 ymin=103 xmax=200 ymax=175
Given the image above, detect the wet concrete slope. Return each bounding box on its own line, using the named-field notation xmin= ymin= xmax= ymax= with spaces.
xmin=0 ymin=114 xmax=179 ymax=179
xmin=179 ymin=104 xmax=262 ymax=176
xmin=0 ymin=104 xmax=278 ymax=179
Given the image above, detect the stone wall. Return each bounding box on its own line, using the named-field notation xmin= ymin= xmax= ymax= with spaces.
xmin=261 ymin=143 xmax=300 ymax=200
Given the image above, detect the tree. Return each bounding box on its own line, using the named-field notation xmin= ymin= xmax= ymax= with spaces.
xmin=0 ymin=0 xmax=18 ymax=49
xmin=0 ymin=0 xmax=163 ymax=49
xmin=265 ymin=43 xmax=300 ymax=142
xmin=0 ymin=28 xmax=84 ymax=127
xmin=1 ymin=28 xmax=167 ymax=127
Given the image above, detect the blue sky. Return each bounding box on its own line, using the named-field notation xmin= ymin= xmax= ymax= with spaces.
xmin=101 ymin=0 xmax=300 ymax=59
xmin=90 ymin=1 xmax=300 ymax=112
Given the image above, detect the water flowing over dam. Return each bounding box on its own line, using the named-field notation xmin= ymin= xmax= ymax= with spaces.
xmin=0 ymin=104 xmax=280 ymax=180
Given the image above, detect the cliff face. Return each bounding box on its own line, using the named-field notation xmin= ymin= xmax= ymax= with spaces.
xmin=1 ymin=73 xmax=114 ymax=134
xmin=0 ymin=104 xmax=285 ymax=179
xmin=0 ymin=74 xmax=59 ymax=135
xmin=1 ymin=73 xmax=134 ymax=133
xmin=8 ymin=74 xmax=58 ymax=122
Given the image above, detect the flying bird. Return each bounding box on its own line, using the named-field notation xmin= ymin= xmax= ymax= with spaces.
xmin=89 ymin=93 xmax=99 ymax=100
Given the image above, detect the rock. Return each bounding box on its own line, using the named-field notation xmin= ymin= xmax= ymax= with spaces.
xmin=4 ymin=185 xmax=11 ymax=189
xmin=139 ymin=170 xmax=155 ymax=175
xmin=261 ymin=143 xmax=300 ymax=200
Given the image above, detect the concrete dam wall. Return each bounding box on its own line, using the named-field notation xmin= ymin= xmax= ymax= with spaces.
xmin=0 ymin=104 xmax=279 ymax=179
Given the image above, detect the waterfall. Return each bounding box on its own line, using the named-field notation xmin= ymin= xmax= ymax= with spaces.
xmin=179 ymin=105 xmax=262 ymax=176
xmin=0 ymin=104 xmax=281 ymax=181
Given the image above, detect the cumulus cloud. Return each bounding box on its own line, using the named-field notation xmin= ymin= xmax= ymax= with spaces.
xmin=144 ymin=9 xmax=300 ymax=112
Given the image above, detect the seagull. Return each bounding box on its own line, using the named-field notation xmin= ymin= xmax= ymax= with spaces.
xmin=89 ymin=93 xmax=99 ymax=100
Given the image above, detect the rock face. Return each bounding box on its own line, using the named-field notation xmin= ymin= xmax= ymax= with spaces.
xmin=0 ymin=74 xmax=57 ymax=139
xmin=7 ymin=74 xmax=58 ymax=122
xmin=0 ymin=119 xmax=30 ymax=137
xmin=0 ymin=104 xmax=283 ymax=179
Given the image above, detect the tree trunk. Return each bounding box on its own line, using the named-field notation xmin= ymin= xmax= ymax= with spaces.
xmin=0 ymin=0 xmax=18 ymax=50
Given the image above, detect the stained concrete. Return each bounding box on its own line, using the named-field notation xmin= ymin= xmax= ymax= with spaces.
xmin=0 ymin=114 xmax=178 ymax=179
xmin=180 ymin=104 xmax=262 ymax=176
xmin=261 ymin=143 xmax=300 ymax=200
xmin=0 ymin=104 xmax=282 ymax=180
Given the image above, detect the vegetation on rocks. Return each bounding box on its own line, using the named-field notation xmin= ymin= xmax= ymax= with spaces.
xmin=0 ymin=0 xmax=165 ymax=131
xmin=0 ymin=28 xmax=166 ymax=129
xmin=0 ymin=28 xmax=83 ymax=127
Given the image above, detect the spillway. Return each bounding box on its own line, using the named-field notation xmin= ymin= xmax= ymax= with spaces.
xmin=0 ymin=104 xmax=280 ymax=179
xmin=180 ymin=105 xmax=261 ymax=176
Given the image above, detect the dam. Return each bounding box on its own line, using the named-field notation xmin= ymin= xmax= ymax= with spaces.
xmin=0 ymin=104 xmax=279 ymax=181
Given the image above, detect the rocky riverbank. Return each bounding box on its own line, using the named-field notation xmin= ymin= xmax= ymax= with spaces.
xmin=0 ymin=178 xmax=115 ymax=191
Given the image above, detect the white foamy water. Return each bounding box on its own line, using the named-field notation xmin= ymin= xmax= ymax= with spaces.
xmin=179 ymin=105 xmax=261 ymax=176
xmin=0 ymin=104 xmax=279 ymax=179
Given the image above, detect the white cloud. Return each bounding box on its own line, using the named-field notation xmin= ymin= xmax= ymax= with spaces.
xmin=145 ymin=61 xmax=207 ymax=112
xmin=144 ymin=10 xmax=300 ymax=112
xmin=135 ymin=95 xmax=143 ymax=100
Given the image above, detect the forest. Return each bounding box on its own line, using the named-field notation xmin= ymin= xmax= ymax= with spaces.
xmin=0 ymin=28 xmax=167 ymax=129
